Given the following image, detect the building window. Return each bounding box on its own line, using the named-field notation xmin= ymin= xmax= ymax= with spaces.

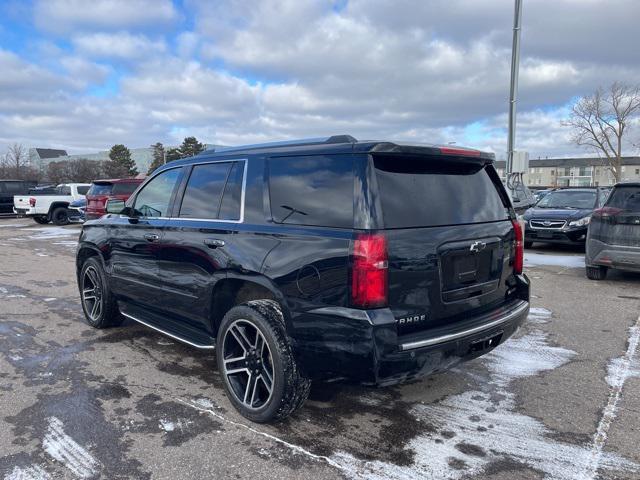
xmin=636 ymin=168 xmax=639 ymax=175
xmin=550 ymin=170 xmax=555 ymax=175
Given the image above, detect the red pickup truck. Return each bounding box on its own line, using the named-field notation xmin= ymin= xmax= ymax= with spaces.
xmin=85 ymin=178 xmax=143 ymax=221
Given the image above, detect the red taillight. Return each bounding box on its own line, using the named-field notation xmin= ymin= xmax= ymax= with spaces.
xmin=439 ymin=146 xmax=482 ymax=157
xmin=511 ymin=219 xmax=524 ymax=274
xmin=593 ymin=207 xmax=623 ymax=218
xmin=351 ymin=233 xmax=388 ymax=309
xmin=29 ymin=197 xmax=36 ymax=207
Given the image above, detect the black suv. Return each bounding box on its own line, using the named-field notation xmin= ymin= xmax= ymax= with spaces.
xmin=76 ymin=136 xmax=530 ymax=422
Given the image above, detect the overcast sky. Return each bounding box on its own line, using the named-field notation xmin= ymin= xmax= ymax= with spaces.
xmin=1 ymin=0 xmax=639 ymax=158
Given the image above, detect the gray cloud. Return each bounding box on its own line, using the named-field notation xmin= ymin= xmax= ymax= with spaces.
xmin=1 ymin=0 xmax=639 ymax=159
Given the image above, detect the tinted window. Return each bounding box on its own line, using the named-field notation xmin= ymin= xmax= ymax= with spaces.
xmin=606 ymin=186 xmax=640 ymax=211
xmin=179 ymin=163 xmax=231 ymax=218
xmin=88 ymin=183 xmax=113 ymax=196
xmin=268 ymin=155 xmax=354 ymax=228
xmin=2 ymin=182 xmax=24 ymax=194
xmin=58 ymin=186 xmax=71 ymax=195
xmin=374 ymin=157 xmax=508 ymax=228
xmin=133 ymin=168 xmax=182 ymax=217
xmin=112 ymin=182 xmax=140 ymax=195
xmin=219 ymin=161 xmax=244 ymax=220
xmin=537 ymin=190 xmax=597 ymax=209
xmin=77 ymin=186 xmax=90 ymax=195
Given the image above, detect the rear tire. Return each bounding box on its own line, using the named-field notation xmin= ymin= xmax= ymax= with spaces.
xmin=79 ymin=257 xmax=123 ymax=328
xmin=216 ymin=300 xmax=311 ymax=423
xmin=51 ymin=207 xmax=69 ymax=226
xmin=524 ymin=240 xmax=534 ymax=248
xmin=33 ymin=216 xmax=49 ymax=224
xmin=586 ymin=265 xmax=608 ymax=280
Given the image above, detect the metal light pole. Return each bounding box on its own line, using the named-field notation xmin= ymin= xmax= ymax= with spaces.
xmin=507 ymin=0 xmax=523 ymax=174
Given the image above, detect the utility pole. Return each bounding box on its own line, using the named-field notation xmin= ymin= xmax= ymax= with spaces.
xmin=507 ymin=0 xmax=523 ymax=174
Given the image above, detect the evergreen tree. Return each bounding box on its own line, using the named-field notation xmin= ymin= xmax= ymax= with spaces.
xmin=147 ymin=142 xmax=165 ymax=175
xmin=166 ymin=147 xmax=183 ymax=162
xmin=105 ymin=144 xmax=138 ymax=178
xmin=179 ymin=136 xmax=205 ymax=158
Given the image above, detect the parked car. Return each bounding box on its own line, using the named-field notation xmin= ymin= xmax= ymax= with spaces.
xmin=76 ymin=136 xmax=530 ymax=423
xmin=585 ymin=182 xmax=640 ymax=280
xmin=85 ymin=178 xmax=143 ymax=221
xmin=0 ymin=180 xmax=37 ymax=214
xmin=13 ymin=183 xmax=90 ymax=225
xmin=522 ymin=187 xmax=610 ymax=247
xmin=68 ymin=197 xmax=87 ymax=223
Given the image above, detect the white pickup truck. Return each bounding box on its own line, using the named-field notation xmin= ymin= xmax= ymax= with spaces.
xmin=13 ymin=183 xmax=91 ymax=225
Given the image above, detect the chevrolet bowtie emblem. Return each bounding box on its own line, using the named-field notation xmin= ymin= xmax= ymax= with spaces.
xmin=470 ymin=241 xmax=487 ymax=253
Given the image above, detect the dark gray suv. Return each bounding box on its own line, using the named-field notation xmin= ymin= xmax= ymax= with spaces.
xmin=586 ymin=182 xmax=640 ymax=280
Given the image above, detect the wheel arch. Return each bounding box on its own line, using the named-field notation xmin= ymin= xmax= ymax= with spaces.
xmin=209 ymin=273 xmax=291 ymax=337
xmin=76 ymin=244 xmax=106 ymax=279
xmin=48 ymin=202 xmax=70 ymax=215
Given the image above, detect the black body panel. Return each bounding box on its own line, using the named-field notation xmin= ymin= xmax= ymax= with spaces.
xmin=76 ymin=137 xmax=529 ymax=385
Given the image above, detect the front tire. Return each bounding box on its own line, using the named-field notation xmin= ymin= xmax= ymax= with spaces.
xmin=33 ymin=216 xmax=49 ymax=224
xmin=80 ymin=257 xmax=123 ymax=328
xmin=51 ymin=207 xmax=69 ymax=226
xmin=217 ymin=300 xmax=311 ymax=423
xmin=586 ymin=265 xmax=608 ymax=280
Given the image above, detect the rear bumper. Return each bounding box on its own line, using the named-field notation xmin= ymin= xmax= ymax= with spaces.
xmin=293 ymin=275 xmax=530 ymax=385
xmin=525 ymin=226 xmax=588 ymax=245
xmin=13 ymin=207 xmax=36 ymax=217
xmin=586 ymin=239 xmax=640 ymax=272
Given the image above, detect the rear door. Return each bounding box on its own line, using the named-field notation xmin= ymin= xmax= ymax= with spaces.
xmin=371 ymin=154 xmax=516 ymax=335
xmin=157 ymin=160 xmax=246 ymax=334
xmin=86 ymin=182 xmax=113 ymax=219
xmin=594 ymin=185 xmax=640 ymax=248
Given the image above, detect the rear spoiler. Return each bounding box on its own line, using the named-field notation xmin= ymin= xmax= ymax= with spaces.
xmin=368 ymin=142 xmax=495 ymax=165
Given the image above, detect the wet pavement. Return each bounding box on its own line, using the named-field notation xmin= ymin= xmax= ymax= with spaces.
xmin=1 ymin=217 xmax=639 ymax=480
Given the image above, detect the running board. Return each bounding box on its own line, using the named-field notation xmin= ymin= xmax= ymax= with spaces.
xmin=121 ymin=312 xmax=215 ymax=350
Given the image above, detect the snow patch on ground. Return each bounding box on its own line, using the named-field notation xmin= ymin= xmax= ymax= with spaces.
xmin=42 ymin=417 xmax=99 ymax=479
xmin=4 ymin=465 xmax=51 ymax=480
xmin=0 ymin=224 xmax=25 ymax=228
xmin=24 ymin=227 xmax=77 ymax=240
xmin=525 ymin=252 xmax=585 ymax=269
xmin=527 ymin=307 xmax=552 ymax=324
xmin=330 ymin=311 xmax=640 ymax=480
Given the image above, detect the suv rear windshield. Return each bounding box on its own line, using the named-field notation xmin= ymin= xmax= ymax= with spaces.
xmin=606 ymin=186 xmax=640 ymax=211
xmin=112 ymin=183 xmax=139 ymax=195
xmin=88 ymin=183 xmax=113 ymax=196
xmin=373 ymin=156 xmax=508 ymax=228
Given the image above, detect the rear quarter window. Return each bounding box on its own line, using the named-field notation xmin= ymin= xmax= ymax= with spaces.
xmin=268 ymin=155 xmax=354 ymax=228
xmin=373 ymin=156 xmax=509 ymax=228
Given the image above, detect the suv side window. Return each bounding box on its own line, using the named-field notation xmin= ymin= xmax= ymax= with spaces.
xmin=219 ymin=161 xmax=245 ymax=220
xmin=268 ymin=155 xmax=354 ymax=228
xmin=133 ymin=168 xmax=182 ymax=218
xmin=77 ymin=186 xmax=90 ymax=195
xmin=179 ymin=162 xmax=231 ymax=219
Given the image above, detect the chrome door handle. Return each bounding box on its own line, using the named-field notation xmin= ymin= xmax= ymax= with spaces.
xmin=204 ymin=238 xmax=225 ymax=248
xmin=143 ymin=233 xmax=159 ymax=242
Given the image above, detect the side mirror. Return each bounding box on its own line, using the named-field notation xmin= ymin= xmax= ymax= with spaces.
xmin=105 ymin=198 xmax=126 ymax=215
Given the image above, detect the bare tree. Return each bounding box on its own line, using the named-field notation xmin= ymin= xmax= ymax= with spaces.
xmin=564 ymin=82 xmax=640 ymax=182
xmin=0 ymin=143 xmax=40 ymax=181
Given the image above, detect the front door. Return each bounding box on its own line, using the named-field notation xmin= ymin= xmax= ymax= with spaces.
xmin=108 ymin=167 xmax=184 ymax=313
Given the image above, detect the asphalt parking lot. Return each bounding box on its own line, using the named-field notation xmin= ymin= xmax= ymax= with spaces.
xmin=0 ymin=217 xmax=639 ymax=480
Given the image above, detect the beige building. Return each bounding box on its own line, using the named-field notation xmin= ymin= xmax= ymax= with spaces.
xmin=495 ymin=156 xmax=640 ymax=187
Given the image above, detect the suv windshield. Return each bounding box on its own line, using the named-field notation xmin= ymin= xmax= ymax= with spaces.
xmin=373 ymin=157 xmax=508 ymax=228
xmin=536 ymin=190 xmax=596 ymax=209
xmin=606 ymin=186 xmax=640 ymax=211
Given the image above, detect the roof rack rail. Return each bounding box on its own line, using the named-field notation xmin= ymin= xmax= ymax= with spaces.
xmin=216 ymin=135 xmax=357 ymax=153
